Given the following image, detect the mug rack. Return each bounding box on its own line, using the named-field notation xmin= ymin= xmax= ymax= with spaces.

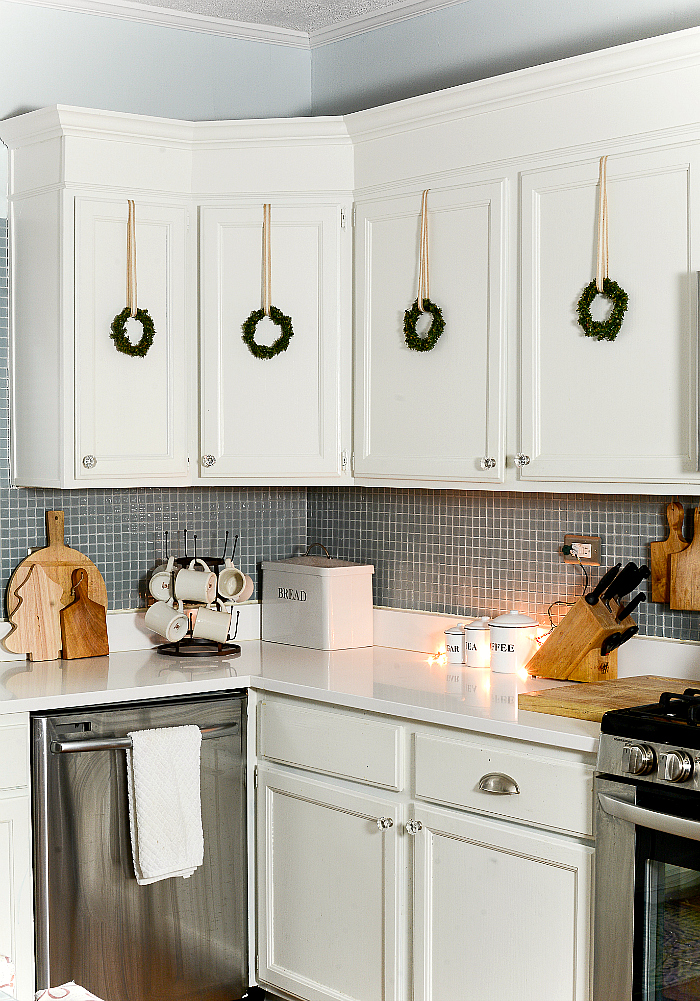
xmin=151 ymin=529 xmax=243 ymax=658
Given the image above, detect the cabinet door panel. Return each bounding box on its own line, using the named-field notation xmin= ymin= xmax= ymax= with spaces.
xmin=412 ymin=805 xmax=592 ymax=1001
xmin=520 ymin=147 xmax=700 ymax=484
xmin=355 ymin=181 xmax=506 ymax=484
xmin=257 ymin=767 xmax=402 ymax=1001
xmin=0 ymin=797 xmax=34 ymax=1001
xmin=74 ymin=197 xmax=189 ymax=482
xmin=200 ymin=203 xmax=348 ymax=481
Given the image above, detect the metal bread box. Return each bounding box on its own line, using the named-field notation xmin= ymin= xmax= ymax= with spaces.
xmin=262 ymin=554 xmax=374 ymax=650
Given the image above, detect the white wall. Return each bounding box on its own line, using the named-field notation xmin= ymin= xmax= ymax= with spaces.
xmin=0 ymin=0 xmax=311 ymax=123
xmin=311 ymin=0 xmax=700 ymax=114
xmin=0 ymin=0 xmax=312 ymax=210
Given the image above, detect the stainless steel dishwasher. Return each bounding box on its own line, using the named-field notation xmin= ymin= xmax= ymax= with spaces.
xmin=32 ymin=691 xmax=251 ymax=1001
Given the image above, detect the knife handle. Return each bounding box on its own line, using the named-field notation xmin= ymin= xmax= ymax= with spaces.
xmin=602 ymin=562 xmax=638 ymax=606
xmin=616 ymin=592 xmax=646 ymax=622
xmin=585 ymin=563 xmax=622 ymax=606
xmin=601 ymin=631 xmax=622 ymax=657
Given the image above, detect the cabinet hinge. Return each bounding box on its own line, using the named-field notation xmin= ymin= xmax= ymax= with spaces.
xmin=341 ymin=449 xmax=349 ymax=472
xmin=254 ymin=765 xmax=258 ymax=790
xmin=340 ymin=207 xmax=347 ymax=230
xmin=351 ymin=451 xmax=355 ymax=475
xmin=352 ymin=204 xmax=356 ymax=228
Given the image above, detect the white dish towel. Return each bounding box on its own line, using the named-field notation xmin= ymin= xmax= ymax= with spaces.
xmin=126 ymin=724 xmax=204 ymax=885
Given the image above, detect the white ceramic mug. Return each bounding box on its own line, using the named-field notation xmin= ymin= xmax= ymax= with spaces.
xmin=192 ymin=601 xmax=232 ymax=644
xmin=174 ymin=558 xmax=217 ymax=603
xmin=148 ymin=556 xmax=177 ymax=601
xmin=217 ymin=558 xmax=246 ymax=601
xmin=144 ymin=597 xmax=189 ymax=643
xmin=232 ymin=574 xmax=254 ymax=603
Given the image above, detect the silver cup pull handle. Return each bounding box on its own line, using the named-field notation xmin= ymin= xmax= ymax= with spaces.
xmin=478 ymin=772 xmax=520 ymax=795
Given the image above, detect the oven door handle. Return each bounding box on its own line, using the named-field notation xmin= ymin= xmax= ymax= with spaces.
xmin=598 ymin=791 xmax=700 ymax=841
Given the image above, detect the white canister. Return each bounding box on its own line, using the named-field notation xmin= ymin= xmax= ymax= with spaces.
xmin=444 ymin=625 xmax=466 ymax=664
xmin=465 ymin=616 xmax=491 ymax=667
xmin=489 ymin=610 xmax=538 ymax=674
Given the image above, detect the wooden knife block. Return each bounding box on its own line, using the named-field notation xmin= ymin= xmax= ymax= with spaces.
xmin=527 ymin=596 xmax=636 ymax=683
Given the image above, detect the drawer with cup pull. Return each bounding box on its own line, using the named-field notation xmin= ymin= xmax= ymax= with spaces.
xmin=413 ymin=731 xmax=593 ymax=836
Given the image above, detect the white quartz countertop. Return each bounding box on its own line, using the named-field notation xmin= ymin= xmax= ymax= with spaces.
xmin=0 ymin=641 xmax=600 ymax=753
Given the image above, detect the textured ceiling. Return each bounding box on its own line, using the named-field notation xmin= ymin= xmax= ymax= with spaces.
xmin=135 ymin=0 xmax=407 ymax=31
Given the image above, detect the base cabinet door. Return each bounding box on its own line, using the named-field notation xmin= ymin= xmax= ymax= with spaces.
xmin=411 ymin=805 xmax=593 ymax=1001
xmin=0 ymin=796 xmax=34 ymax=1001
xmin=256 ymin=767 xmax=403 ymax=1001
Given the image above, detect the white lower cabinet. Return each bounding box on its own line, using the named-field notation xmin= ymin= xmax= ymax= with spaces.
xmin=411 ymin=804 xmax=593 ymax=1001
xmin=0 ymin=715 xmax=34 ymax=1001
xmin=256 ymin=766 xmax=403 ymax=1001
xmin=255 ymin=695 xmax=594 ymax=1001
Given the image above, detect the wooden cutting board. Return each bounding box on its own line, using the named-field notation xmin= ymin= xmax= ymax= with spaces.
xmin=3 ymin=563 xmax=63 ymax=661
xmin=7 ymin=510 xmax=107 ymax=616
xmin=518 ymin=675 xmax=697 ymax=722
xmin=60 ymin=569 xmax=109 ymax=660
xmin=670 ymin=507 xmax=700 ymax=610
xmin=651 ymin=501 xmax=688 ymax=603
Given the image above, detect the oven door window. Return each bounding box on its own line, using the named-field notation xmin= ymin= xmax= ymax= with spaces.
xmin=634 ymin=786 xmax=700 ymax=1001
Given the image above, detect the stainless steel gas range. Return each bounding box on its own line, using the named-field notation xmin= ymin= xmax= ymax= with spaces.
xmin=595 ymin=689 xmax=700 ymax=1001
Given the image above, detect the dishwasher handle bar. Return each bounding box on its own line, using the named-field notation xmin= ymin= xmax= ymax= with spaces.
xmin=50 ymin=721 xmax=240 ymax=754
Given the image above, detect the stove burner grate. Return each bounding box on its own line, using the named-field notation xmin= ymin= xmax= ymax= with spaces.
xmin=654 ymin=689 xmax=700 ymax=724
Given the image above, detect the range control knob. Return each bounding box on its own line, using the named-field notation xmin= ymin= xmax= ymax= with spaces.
xmin=663 ymin=750 xmax=694 ymax=783
xmin=627 ymin=744 xmax=656 ymax=776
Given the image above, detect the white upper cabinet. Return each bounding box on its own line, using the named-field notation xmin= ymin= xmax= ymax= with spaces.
xmin=199 ymin=201 xmax=351 ymax=482
xmin=0 ymin=107 xmax=352 ymax=488
xmin=519 ymin=145 xmax=700 ymax=486
xmin=346 ymin=26 xmax=700 ymax=493
xmin=74 ymin=196 xmax=189 ymax=483
xmin=8 ymin=27 xmax=700 ymax=491
xmin=354 ymin=180 xmax=506 ymax=484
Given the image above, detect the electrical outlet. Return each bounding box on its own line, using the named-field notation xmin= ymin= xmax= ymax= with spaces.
xmin=562 ymin=534 xmax=601 ymax=566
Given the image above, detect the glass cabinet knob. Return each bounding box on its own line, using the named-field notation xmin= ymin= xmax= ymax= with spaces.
xmin=514 ymin=453 xmax=530 ymax=467
xmin=201 ymin=455 xmax=217 ymax=468
xmin=405 ymin=819 xmax=423 ymax=835
xmin=82 ymin=455 xmax=97 ymax=469
xmin=480 ymin=457 xmax=496 ymax=470
xmin=376 ymin=817 xmax=394 ymax=830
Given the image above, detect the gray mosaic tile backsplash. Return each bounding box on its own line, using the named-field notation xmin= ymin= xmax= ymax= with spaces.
xmin=3 ymin=215 xmax=700 ymax=637
xmin=307 ymin=488 xmax=700 ymax=642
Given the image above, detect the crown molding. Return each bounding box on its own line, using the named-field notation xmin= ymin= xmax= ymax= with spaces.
xmin=2 ymin=0 xmax=310 ymax=45
xmin=308 ymin=0 xmax=465 ymax=47
xmin=344 ymin=23 xmax=700 ymax=143
xmin=3 ymin=0 xmax=465 ymax=48
xmin=0 ymin=105 xmax=350 ymax=149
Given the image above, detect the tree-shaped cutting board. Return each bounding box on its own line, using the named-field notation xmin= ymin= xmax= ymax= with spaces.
xmin=4 ymin=564 xmax=63 ymax=661
xmin=6 ymin=510 xmax=107 ymax=617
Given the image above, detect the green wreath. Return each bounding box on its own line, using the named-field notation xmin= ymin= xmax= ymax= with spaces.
xmin=242 ymin=305 xmax=294 ymax=359
xmin=576 ymin=278 xmax=628 ymax=342
xmin=110 ymin=307 xmax=156 ymax=357
xmin=404 ymin=298 xmax=445 ymax=352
